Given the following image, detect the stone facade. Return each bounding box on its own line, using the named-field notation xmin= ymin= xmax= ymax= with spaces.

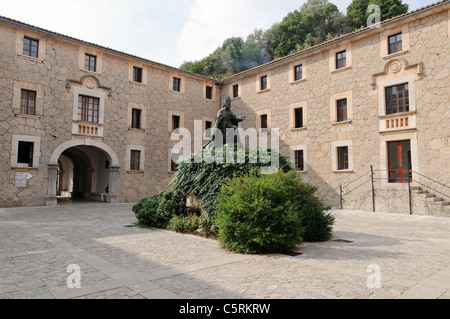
xmin=220 ymin=1 xmax=450 ymax=215
xmin=0 ymin=1 xmax=449 ymax=215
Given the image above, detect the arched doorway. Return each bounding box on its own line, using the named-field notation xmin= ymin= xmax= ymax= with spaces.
xmin=47 ymin=139 xmax=120 ymax=206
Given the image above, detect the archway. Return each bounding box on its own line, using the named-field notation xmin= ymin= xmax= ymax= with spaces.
xmin=47 ymin=139 xmax=120 ymax=206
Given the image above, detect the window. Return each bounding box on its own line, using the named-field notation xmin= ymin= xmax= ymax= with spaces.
xmin=388 ymin=140 xmax=411 ymax=183
xmin=294 ymin=65 xmax=303 ymax=81
xmin=233 ymin=84 xmax=239 ymax=98
xmin=337 ymin=146 xmax=349 ymax=171
xmin=132 ymin=108 xmax=142 ymax=129
xmin=336 ymin=51 xmax=346 ymax=69
xmin=295 ymin=150 xmax=304 ymax=171
xmin=172 ymin=115 xmax=180 ymax=132
xmin=20 ymin=89 xmax=36 ymax=115
xmin=205 ymin=121 xmax=212 ymax=138
xmin=385 ymin=83 xmax=409 ymax=115
xmin=206 ymin=86 xmax=213 ymax=100
xmin=260 ymin=76 xmax=268 ymax=91
xmin=85 ymin=54 xmax=97 ymax=72
xmin=133 ymin=67 xmax=143 ymax=83
xmin=173 ymin=77 xmax=181 ymax=92
xmin=17 ymin=141 xmax=34 ymax=168
xmin=260 ymin=114 xmax=268 ymax=132
xmin=78 ymin=95 xmax=99 ymax=123
xmin=336 ymin=99 xmax=348 ymax=122
xmin=171 ymin=152 xmax=179 ymax=172
xmin=388 ymin=33 xmax=402 ymax=54
xmin=294 ymin=108 xmax=303 ymax=128
xmin=23 ymin=37 xmax=39 ymax=58
xmin=130 ymin=150 xmax=141 ymax=171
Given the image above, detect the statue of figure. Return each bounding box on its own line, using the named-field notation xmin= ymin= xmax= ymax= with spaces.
xmin=204 ymin=97 xmax=245 ymax=149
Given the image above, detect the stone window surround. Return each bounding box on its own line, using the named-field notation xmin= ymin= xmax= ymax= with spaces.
xmin=72 ymin=86 xmax=106 ymax=137
xmin=13 ymin=81 xmax=44 ymax=117
xmin=289 ymin=101 xmax=308 ymax=131
xmin=202 ymin=116 xmax=215 ymax=140
xmin=202 ymin=82 xmax=217 ymax=101
xmin=15 ymin=30 xmax=47 ymax=61
xmin=169 ymin=73 xmax=186 ymax=94
xmin=380 ymin=24 xmax=410 ymax=58
xmin=128 ymin=62 xmax=148 ymax=85
xmin=78 ymin=47 xmax=103 ymax=74
xmin=168 ymin=149 xmax=180 ymax=173
xmin=168 ymin=110 xmax=185 ymax=134
xmin=11 ymin=134 xmax=41 ymax=169
xmin=331 ymin=140 xmax=353 ymax=173
xmin=127 ymin=102 xmax=147 ymax=130
xmin=230 ymin=81 xmax=242 ymax=99
xmin=256 ymin=71 xmax=271 ymax=93
xmin=379 ymin=131 xmax=419 ymax=188
xmin=126 ymin=145 xmax=145 ymax=172
xmin=329 ymin=42 xmax=352 ymax=73
xmin=256 ymin=108 xmax=271 ymax=133
xmin=289 ymin=59 xmax=307 ymax=84
xmin=330 ymin=91 xmax=353 ymax=124
xmin=290 ymin=145 xmax=307 ymax=173
xmin=377 ymin=74 xmax=416 ymax=117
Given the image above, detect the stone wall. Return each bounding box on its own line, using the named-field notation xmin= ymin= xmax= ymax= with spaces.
xmin=0 ymin=20 xmax=219 ymax=207
xmin=221 ymin=8 xmax=450 ymax=213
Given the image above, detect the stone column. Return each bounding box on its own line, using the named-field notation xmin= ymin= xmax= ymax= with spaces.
xmin=46 ymin=163 xmax=59 ymax=206
xmin=106 ymin=166 xmax=120 ymax=203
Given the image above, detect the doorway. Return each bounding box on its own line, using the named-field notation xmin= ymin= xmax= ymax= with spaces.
xmin=388 ymin=140 xmax=412 ymax=183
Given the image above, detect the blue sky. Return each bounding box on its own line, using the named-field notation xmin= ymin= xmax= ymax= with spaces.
xmin=0 ymin=0 xmax=434 ymax=68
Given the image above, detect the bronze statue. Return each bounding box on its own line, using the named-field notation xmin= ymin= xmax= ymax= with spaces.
xmin=204 ymin=97 xmax=245 ymax=149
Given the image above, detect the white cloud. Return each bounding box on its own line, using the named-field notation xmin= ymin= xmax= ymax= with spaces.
xmin=178 ymin=0 xmax=303 ymax=62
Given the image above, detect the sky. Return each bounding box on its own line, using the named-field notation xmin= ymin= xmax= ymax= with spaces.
xmin=0 ymin=0 xmax=435 ymax=68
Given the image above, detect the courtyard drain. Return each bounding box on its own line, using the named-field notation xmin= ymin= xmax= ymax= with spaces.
xmin=123 ymin=224 xmax=138 ymax=228
xmin=281 ymin=251 xmax=303 ymax=257
xmin=333 ymin=239 xmax=353 ymax=243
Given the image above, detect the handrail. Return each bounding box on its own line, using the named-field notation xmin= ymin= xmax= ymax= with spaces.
xmin=412 ymin=170 xmax=450 ymax=191
xmin=412 ymin=179 xmax=450 ymax=200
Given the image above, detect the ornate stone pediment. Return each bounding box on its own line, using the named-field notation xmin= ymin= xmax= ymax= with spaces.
xmin=371 ymin=58 xmax=424 ymax=90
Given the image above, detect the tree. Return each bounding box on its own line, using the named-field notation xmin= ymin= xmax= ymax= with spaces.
xmin=347 ymin=0 xmax=409 ymax=29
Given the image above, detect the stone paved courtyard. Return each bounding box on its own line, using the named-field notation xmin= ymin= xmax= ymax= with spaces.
xmin=0 ymin=202 xmax=449 ymax=299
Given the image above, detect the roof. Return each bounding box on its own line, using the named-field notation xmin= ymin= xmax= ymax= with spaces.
xmin=0 ymin=0 xmax=448 ymax=85
xmin=220 ymin=0 xmax=450 ymax=83
xmin=0 ymin=14 xmax=218 ymax=83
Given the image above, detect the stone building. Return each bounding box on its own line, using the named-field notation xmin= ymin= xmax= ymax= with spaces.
xmin=1 ymin=0 xmax=449 ymax=216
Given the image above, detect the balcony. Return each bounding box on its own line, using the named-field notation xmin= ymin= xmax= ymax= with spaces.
xmin=72 ymin=121 xmax=103 ymax=138
xmin=379 ymin=112 xmax=416 ymax=133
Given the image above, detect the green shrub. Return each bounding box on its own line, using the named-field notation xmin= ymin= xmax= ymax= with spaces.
xmin=132 ymin=190 xmax=187 ymax=229
xmin=216 ymin=169 xmax=334 ymax=254
xmin=216 ymin=170 xmax=306 ymax=254
xmin=170 ymin=147 xmax=293 ymax=233
xmin=132 ymin=196 xmax=160 ymax=227
xmin=169 ymin=214 xmax=201 ymax=234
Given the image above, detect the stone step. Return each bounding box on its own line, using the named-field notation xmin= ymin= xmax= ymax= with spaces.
xmin=427 ymin=197 xmax=444 ymax=203
xmin=411 ymin=186 xmax=422 ymax=191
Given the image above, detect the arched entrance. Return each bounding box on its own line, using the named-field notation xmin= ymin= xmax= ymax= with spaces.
xmin=47 ymin=139 xmax=120 ymax=206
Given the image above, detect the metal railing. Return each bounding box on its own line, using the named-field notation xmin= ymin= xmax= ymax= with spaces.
xmin=339 ymin=165 xmax=450 ymax=215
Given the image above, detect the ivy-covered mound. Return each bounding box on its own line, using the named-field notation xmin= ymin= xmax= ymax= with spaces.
xmin=170 ymin=147 xmax=292 ymax=230
xmin=132 ymin=147 xmax=334 ymax=253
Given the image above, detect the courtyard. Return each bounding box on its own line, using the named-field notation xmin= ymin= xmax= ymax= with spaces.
xmin=0 ymin=202 xmax=449 ymax=299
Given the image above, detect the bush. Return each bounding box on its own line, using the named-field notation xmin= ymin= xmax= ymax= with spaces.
xmin=216 ymin=170 xmax=306 ymax=254
xmin=216 ymin=170 xmax=334 ymax=254
xmin=169 ymin=214 xmax=201 ymax=234
xmin=132 ymin=190 xmax=186 ymax=229
xmin=170 ymin=147 xmax=293 ymax=233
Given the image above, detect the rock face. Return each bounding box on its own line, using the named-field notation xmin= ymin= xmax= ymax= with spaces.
xmin=0 ymin=2 xmax=449 ymax=215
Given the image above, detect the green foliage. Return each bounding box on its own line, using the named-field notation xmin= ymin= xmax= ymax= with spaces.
xmin=179 ymin=0 xmax=409 ymax=78
xmin=216 ymin=170 xmax=326 ymax=254
xmin=132 ymin=190 xmax=186 ymax=229
xmin=216 ymin=170 xmax=334 ymax=254
xmin=347 ymin=0 xmax=409 ymax=29
xmin=169 ymin=214 xmax=201 ymax=234
xmin=170 ymin=147 xmax=293 ymax=232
